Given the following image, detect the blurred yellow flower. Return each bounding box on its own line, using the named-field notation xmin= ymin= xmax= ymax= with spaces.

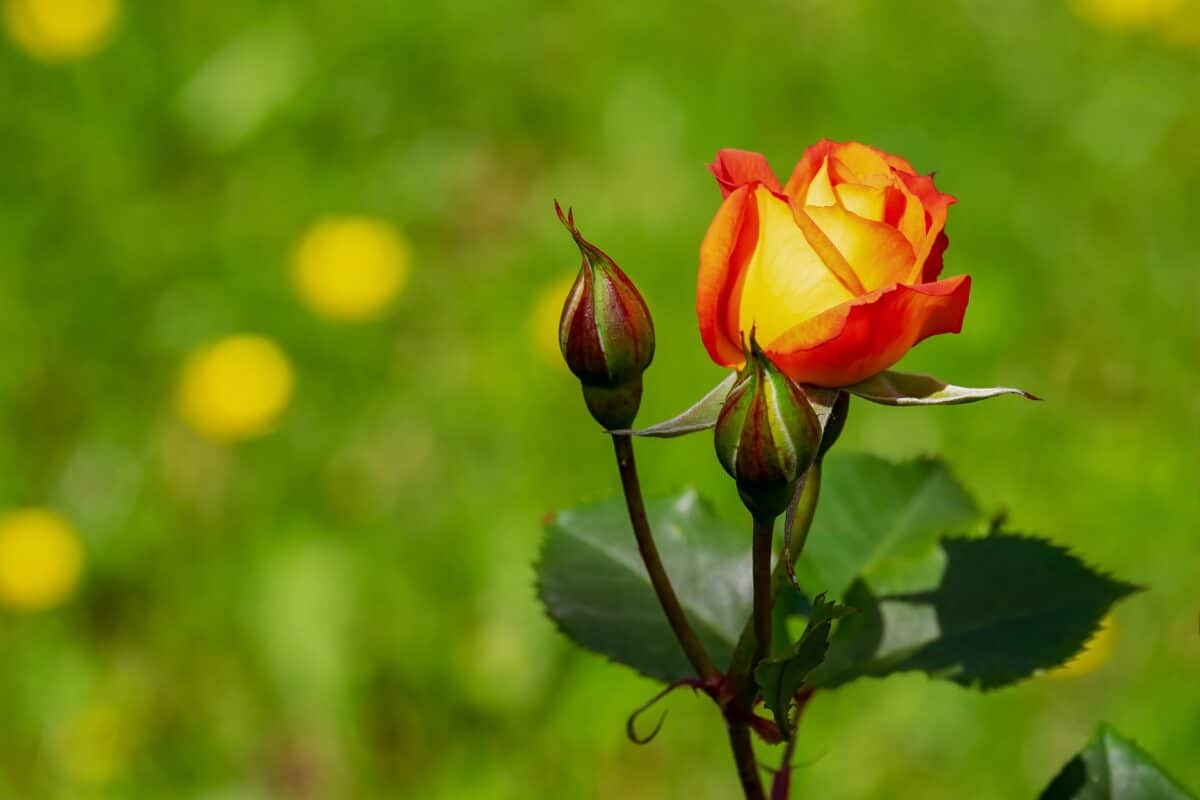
xmin=0 ymin=508 xmax=84 ymax=611
xmin=3 ymin=0 xmax=118 ymax=62
xmin=1046 ymin=614 xmax=1117 ymax=679
xmin=529 ymin=276 xmax=575 ymax=369
xmin=292 ymin=216 xmax=409 ymax=323
xmin=1066 ymin=0 xmax=1181 ymax=29
xmin=1159 ymin=2 xmax=1200 ymax=44
xmin=177 ymin=334 xmax=294 ymax=442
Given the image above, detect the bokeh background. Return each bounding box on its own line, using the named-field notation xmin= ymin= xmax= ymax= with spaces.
xmin=1 ymin=0 xmax=1197 ymax=797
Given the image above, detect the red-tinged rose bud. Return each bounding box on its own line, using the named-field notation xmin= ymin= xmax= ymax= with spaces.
xmin=556 ymin=202 xmax=655 ymax=430
xmin=715 ymin=334 xmax=821 ymax=519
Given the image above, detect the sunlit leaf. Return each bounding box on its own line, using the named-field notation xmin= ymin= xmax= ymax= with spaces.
xmin=794 ymin=454 xmax=982 ymax=599
xmin=1040 ymin=725 xmax=1196 ymax=799
xmin=848 ymin=370 xmax=1039 ymax=406
xmin=754 ymin=593 xmax=853 ymax=736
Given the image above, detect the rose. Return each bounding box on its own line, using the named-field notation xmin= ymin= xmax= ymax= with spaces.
xmin=696 ymin=141 xmax=970 ymax=387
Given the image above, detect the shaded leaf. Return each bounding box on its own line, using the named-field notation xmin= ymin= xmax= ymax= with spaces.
xmin=1040 ymin=725 xmax=1196 ymax=799
xmin=619 ymin=373 xmax=736 ymax=438
xmin=849 ymin=370 xmax=1039 ymax=406
xmin=794 ymin=454 xmax=982 ymax=599
xmin=754 ymin=593 xmax=853 ymax=736
xmin=537 ymin=490 xmax=750 ymax=682
xmin=810 ymin=533 xmax=1139 ymax=690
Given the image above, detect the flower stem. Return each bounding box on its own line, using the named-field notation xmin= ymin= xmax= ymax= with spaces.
xmin=727 ymin=719 xmax=767 ymax=800
xmin=752 ymin=515 xmax=775 ymax=665
xmin=610 ymin=434 xmax=719 ymax=682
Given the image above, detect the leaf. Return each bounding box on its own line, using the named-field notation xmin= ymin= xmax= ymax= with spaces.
xmin=810 ymin=533 xmax=1140 ymax=690
xmin=794 ymin=454 xmax=982 ymax=599
xmin=1040 ymin=725 xmax=1197 ymax=799
xmin=848 ymin=370 xmax=1040 ymax=406
xmin=618 ymin=373 xmax=737 ymax=438
xmin=754 ymin=593 xmax=853 ymax=736
xmin=618 ymin=375 xmax=841 ymax=439
xmin=537 ymin=490 xmax=751 ymax=683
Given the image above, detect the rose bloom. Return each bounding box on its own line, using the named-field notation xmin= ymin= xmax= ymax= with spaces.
xmin=697 ymin=141 xmax=970 ymax=387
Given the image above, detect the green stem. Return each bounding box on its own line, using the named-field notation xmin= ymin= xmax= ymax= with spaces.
xmin=752 ymin=515 xmax=775 ymax=665
xmin=610 ymin=434 xmax=719 ymax=682
xmin=726 ymin=465 xmax=824 ymax=700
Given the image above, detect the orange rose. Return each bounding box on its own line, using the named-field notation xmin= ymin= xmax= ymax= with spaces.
xmin=697 ymin=141 xmax=970 ymax=387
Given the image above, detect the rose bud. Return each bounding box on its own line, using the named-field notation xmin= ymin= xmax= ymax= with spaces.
xmin=698 ymin=142 xmax=970 ymax=387
xmin=714 ymin=334 xmax=821 ymax=520
xmin=556 ymin=202 xmax=655 ymax=430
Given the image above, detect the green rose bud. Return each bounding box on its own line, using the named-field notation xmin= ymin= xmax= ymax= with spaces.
xmin=556 ymin=202 xmax=655 ymax=430
xmin=715 ymin=334 xmax=821 ymax=519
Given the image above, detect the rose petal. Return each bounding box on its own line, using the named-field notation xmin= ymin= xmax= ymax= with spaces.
xmin=783 ymin=139 xmax=838 ymax=202
xmin=740 ymin=189 xmax=857 ymax=347
xmin=698 ymin=185 xmax=759 ymax=366
xmin=698 ymin=185 xmax=864 ymax=367
xmin=886 ymin=177 xmax=930 ymax=256
xmin=896 ymin=171 xmax=956 ymax=281
xmin=805 ymin=204 xmax=916 ymax=292
xmin=786 ymin=140 xmax=917 ymax=202
xmin=765 ymin=275 xmax=971 ymax=387
xmin=708 ymin=149 xmax=782 ymax=199
xmin=834 ymin=182 xmax=887 ymax=222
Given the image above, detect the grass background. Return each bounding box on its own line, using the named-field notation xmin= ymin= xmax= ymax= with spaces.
xmin=0 ymin=0 xmax=1197 ymax=797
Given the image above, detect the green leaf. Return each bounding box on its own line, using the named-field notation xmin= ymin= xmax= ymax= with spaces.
xmin=754 ymin=593 xmax=853 ymax=736
xmin=1040 ymin=725 xmax=1196 ymax=799
xmin=848 ymin=370 xmax=1040 ymax=406
xmin=794 ymin=454 xmax=982 ymax=599
xmin=810 ymin=533 xmax=1139 ymax=690
xmin=537 ymin=490 xmax=750 ymax=682
xmin=618 ymin=375 xmax=840 ymax=439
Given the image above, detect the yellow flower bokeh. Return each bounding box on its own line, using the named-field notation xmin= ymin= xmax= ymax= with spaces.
xmin=1159 ymin=2 xmax=1200 ymax=43
xmin=3 ymin=0 xmax=119 ymax=62
xmin=292 ymin=216 xmax=410 ymax=323
xmin=1066 ymin=0 xmax=1182 ymax=29
xmin=1046 ymin=614 xmax=1118 ymax=679
xmin=529 ymin=276 xmax=575 ymax=369
xmin=0 ymin=508 xmax=84 ymax=611
xmin=177 ymin=334 xmax=295 ymax=442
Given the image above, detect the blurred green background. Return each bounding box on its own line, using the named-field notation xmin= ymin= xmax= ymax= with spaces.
xmin=1 ymin=0 xmax=1197 ymax=797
